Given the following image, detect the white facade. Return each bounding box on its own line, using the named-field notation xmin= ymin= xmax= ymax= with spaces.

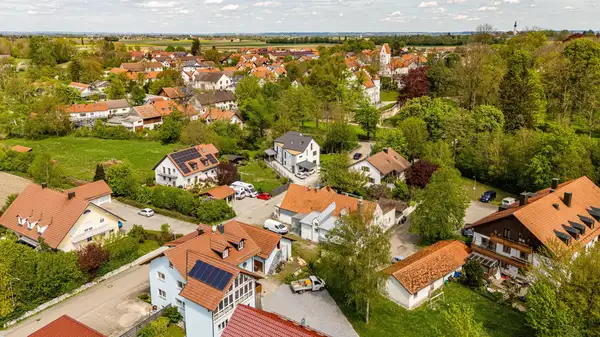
xmin=365 ymin=78 xmax=381 ymax=105
xmin=56 ymin=204 xmax=120 ymax=252
xmin=272 ymin=139 xmax=320 ymax=174
xmin=193 ymin=74 xmax=232 ymax=91
xmin=472 ymin=232 xmax=533 ymax=278
xmin=350 ymin=160 xmax=382 ymax=185
xmin=154 ymin=156 xmax=217 ymax=188
xmin=68 ymin=109 xmax=110 ymax=123
xmin=89 ymin=194 xmax=112 ymax=206
xmin=385 ymin=267 xmax=460 ymax=310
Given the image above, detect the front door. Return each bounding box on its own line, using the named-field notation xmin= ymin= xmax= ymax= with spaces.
xmin=254 ymin=259 xmax=264 ymax=273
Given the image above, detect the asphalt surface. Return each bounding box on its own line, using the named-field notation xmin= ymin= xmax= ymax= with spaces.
xmin=101 ymin=201 xmax=197 ymax=235
xmin=263 ymin=285 xmax=359 ymax=337
xmin=3 ymin=266 xmax=151 ymax=337
xmin=349 ymin=141 xmax=373 ymax=162
xmin=231 ymin=192 xmax=286 ymax=225
xmin=464 ymin=201 xmax=498 ymax=225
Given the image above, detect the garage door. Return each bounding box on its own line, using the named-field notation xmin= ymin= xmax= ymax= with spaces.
xmin=93 ymin=195 xmax=111 ymax=205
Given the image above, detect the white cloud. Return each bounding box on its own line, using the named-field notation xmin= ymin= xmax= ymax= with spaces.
xmin=254 ymin=1 xmax=281 ymax=7
xmin=219 ymin=4 xmax=239 ymax=10
xmin=339 ymin=12 xmax=343 ymax=16
xmin=564 ymin=5 xmax=575 ymax=10
xmin=204 ymin=0 xmax=222 ymax=3
xmin=430 ymin=7 xmax=446 ymax=12
xmin=256 ymin=16 xmax=264 ymax=19
xmin=175 ymin=9 xmax=189 ymax=13
xmin=446 ymin=0 xmax=466 ymax=3
xmin=418 ymin=1 xmax=439 ymax=8
xmin=27 ymin=10 xmax=38 ymax=14
xmin=477 ymin=6 xmax=497 ymax=11
xmin=503 ymin=0 xmax=519 ymax=3
xmin=138 ymin=1 xmax=177 ymax=8
xmin=389 ymin=11 xmax=403 ymax=16
xmin=453 ymin=14 xmax=478 ymax=20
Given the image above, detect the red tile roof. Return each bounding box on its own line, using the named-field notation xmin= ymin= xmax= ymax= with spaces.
xmin=65 ymin=180 xmax=112 ymax=201
xmin=280 ymin=184 xmax=375 ymax=217
xmin=29 ymin=315 xmax=105 ymax=337
xmin=383 ymin=240 xmax=470 ymax=294
xmin=366 ymin=149 xmax=411 ymax=175
xmin=203 ymin=185 xmax=235 ymax=200
xmin=222 ymin=304 xmax=329 ymax=337
xmin=202 ymin=108 xmax=238 ymax=123
xmin=64 ymin=103 xmax=109 ymax=114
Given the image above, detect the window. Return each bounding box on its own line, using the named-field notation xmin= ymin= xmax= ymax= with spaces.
xmin=83 ymin=209 xmax=91 ymax=215
xmin=238 ymin=240 xmax=244 ymax=250
xmin=177 ymin=281 xmax=184 ymax=289
xmin=169 ymin=262 xmax=173 ymax=269
xmin=502 ymin=245 xmax=511 ymax=254
xmin=362 ymin=167 xmax=370 ymax=172
xmin=158 ymin=289 xmax=166 ymax=299
xmin=157 ymin=271 xmax=165 ymax=281
xmin=503 ymin=228 xmax=510 ymax=239
xmin=311 ymin=143 xmax=313 ymax=150
xmin=87 ymin=237 xmax=93 ymax=243
xmin=176 ymin=298 xmax=185 ymax=309
xmin=520 ymin=251 xmax=529 ymax=260
xmin=223 ymin=249 xmax=229 ymax=259
xmin=218 ymin=319 xmax=229 ymax=332
xmin=313 ymin=151 xmax=317 ymax=156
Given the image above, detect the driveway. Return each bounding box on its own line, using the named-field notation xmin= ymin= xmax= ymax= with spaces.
xmin=389 ymin=221 xmax=420 ymax=258
xmin=0 ymin=172 xmax=32 ymax=204
xmin=232 ymin=192 xmax=286 ymax=225
xmin=349 ymin=141 xmax=373 ymax=162
xmin=101 ymin=201 xmax=197 ymax=235
xmin=464 ymin=201 xmax=498 ymax=225
xmin=262 ymin=285 xmax=359 ymax=337
xmin=4 ymin=265 xmax=151 ymax=337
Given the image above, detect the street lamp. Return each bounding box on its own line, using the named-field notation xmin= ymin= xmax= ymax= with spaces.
xmin=9 ymin=277 xmax=20 ymax=308
xmin=473 ymin=176 xmax=477 ymax=198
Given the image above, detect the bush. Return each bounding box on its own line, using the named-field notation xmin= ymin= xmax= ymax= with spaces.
xmin=105 ymin=235 xmax=140 ymax=266
xmin=392 ymin=180 xmax=410 ymax=200
xmin=148 ymin=185 xmax=197 ymax=217
xmin=128 ymin=225 xmax=147 ymax=243
xmin=163 ymin=306 xmax=183 ymax=324
xmin=106 ymin=164 xmax=138 ymax=197
xmin=77 ymin=243 xmax=109 ymax=273
xmin=406 ymin=160 xmax=439 ymax=188
xmin=137 ymin=293 xmax=151 ymax=304
xmin=0 ymin=150 xmax=35 ymax=173
xmin=463 ymin=259 xmax=485 ymax=288
xmin=366 ymin=184 xmax=392 ymax=200
xmin=196 ymin=199 xmax=236 ymax=223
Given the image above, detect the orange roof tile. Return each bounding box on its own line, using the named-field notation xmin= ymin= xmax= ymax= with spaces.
xmin=202 ymin=108 xmax=237 ymax=122
xmin=29 ymin=315 xmax=106 ymax=337
xmin=12 ymin=145 xmax=32 ymax=153
xmin=64 ymin=103 xmax=109 ymax=114
xmin=159 ymin=87 xmax=184 ymax=99
xmin=383 ymin=240 xmax=470 ymax=294
xmin=280 ymin=184 xmax=375 ymax=217
xmin=203 ymin=185 xmax=235 ymax=200
xmin=238 ymin=223 xmax=281 ymax=259
xmin=65 ymin=180 xmax=112 ymax=201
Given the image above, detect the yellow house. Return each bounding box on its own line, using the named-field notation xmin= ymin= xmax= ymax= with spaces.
xmin=0 ymin=183 xmax=124 ymax=252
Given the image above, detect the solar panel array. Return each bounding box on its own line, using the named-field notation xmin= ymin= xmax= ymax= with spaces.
xmin=171 ymin=148 xmax=201 ymax=174
xmin=206 ymin=154 xmax=218 ymax=165
xmin=188 ymin=260 xmax=233 ymax=291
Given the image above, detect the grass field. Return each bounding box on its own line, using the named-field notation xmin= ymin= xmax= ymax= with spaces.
xmin=339 ymin=283 xmax=532 ymax=337
xmin=238 ymin=160 xmax=286 ymax=193
xmin=0 ymin=137 xmax=175 ymax=181
xmin=380 ymin=90 xmax=399 ymax=102
xmin=166 ymin=325 xmax=185 ymax=337
xmin=462 ymin=177 xmax=515 ymax=205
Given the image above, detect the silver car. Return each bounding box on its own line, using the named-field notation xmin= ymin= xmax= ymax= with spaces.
xmin=138 ymin=208 xmax=155 ymax=217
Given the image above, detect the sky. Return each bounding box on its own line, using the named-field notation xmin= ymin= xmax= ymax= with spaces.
xmin=0 ymin=0 xmax=598 ymax=34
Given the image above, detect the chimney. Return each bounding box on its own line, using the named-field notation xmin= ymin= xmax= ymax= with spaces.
xmin=68 ymin=192 xmax=76 ymax=200
xmin=41 ymin=182 xmax=47 ymax=189
xmin=551 ymin=178 xmax=559 ymax=190
xmin=197 ymin=227 xmax=204 ymax=236
xmin=519 ymin=192 xmax=529 ymax=206
xmin=383 ymin=148 xmax=389 ymax=154
xmin=212 ymin=225 xmax=217 ymax=233
xmin=217 ymin=224 xmax=225 ymax=234
xmin=564 ymin=192 xmax=572 ymax=207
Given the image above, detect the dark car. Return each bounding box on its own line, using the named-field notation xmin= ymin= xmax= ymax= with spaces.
xmin=353 ymin=153 xmax=362 ymax=160
xmin=480 ymin=190 xmax=497 ymax=203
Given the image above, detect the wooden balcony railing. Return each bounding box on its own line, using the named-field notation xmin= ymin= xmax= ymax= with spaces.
xmin=490 ymin=233 xmax=533 ymax=254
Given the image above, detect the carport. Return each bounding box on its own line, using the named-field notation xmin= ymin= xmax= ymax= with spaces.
xmin=296 ymin=160 xmax=316 ymax=172
xmin=264 ymin=149 xmax=277 ymax=162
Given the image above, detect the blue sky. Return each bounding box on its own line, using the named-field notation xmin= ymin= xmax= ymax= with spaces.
xmin=0 ymin=0 xmax=598 ymax=33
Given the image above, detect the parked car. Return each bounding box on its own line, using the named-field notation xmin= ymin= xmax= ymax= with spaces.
xmin=138 ymin=208 xmax=155 ymax=217
xmin=295 ymin=171 xmax=307 ymax=179
xmin=392 ymin=256 xmax=405 ymax=263
xmin=231 ymin=181 xmax=258 ymax=198
xmin=306 ymin=168 xmax=316 ymax=176
xmin=263 ymin=219 xmax=288 ymax=234
xmin=461 ymin=226 xmax=474 ymax=238
xmin=502 ymin=197 xmax=517 ymax=206
xmin=480 ymin=190 xmax=497 ymax=203
xmin=290 ymin=276 xmax=326 ymax=294
xmin=233 ymin=187 xmax=246 ymax=200
xmin=257 ymin=192 xmax=271 ymax=200
xmin=353 ymin=153 xmax=362 ymax=160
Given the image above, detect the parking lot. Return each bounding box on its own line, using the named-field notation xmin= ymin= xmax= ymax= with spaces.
xmin=262 ymin=285 xmax=359 ymax=337
xmin=102 ymin=201 xmax=197 ymax=235
xmin=232 ymin=192 xmax=286 ymax=225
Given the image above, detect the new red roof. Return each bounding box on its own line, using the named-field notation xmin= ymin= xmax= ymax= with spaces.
xmin=222 ymin=305 xmax=329 ymax=337
xmin=29 ymin=315 xmax=106 ymax=337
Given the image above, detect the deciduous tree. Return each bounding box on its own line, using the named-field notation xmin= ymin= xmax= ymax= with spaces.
xmin=442 ymin=303 xmax=485 ymax=337
xmin=77 ymin=243 xmax=109 ymax=273
xmin=354 ymin=102 xmax=380 ymax=140
xmin=399 ymin=117 xmax=429 ymax=160
xmin=320 ymin=154 xmax=367 ymax=195
xmin=405 ymin=160 xmax=439 ymax=188
xmin=398 ymin=66 xmax=430 ymax=104
xmin=106 ymin=164 xmax=137 ymax=197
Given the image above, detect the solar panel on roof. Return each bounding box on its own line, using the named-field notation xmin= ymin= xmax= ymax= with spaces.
xmin=171 ymin=148 xmax=201 ymax=174
xmin=206 ymin=154 xmax=218 ymax=164
xmin=188 ymin=260 xmax=233 ymax=291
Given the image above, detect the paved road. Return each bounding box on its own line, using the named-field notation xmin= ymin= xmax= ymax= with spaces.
xmin=0 ymin=172 xmax=32 ymax=204
xmin=389 ymin=221 xmax=420 ymax=258
xmin=102 ymin=201 xmax=197 ymax=235
xmin=263 ymin=285 xmax=359 ymax=337
xmin=349 ymin=141 xmax=373 ymax=162
xmin=4 ymin=266 xmax=151 ymax=337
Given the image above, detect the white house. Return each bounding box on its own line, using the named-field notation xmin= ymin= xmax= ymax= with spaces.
xmin=193 ymin=72 xmax=232 ymax=91
xmin=350 ymin=148 xmax=411 ymax=186
xmin=145 ymin=220 xmax=293 ymax=337
xmin=104 ymin=99 xmax=131 ymax=117
xmin=69 ymin=82 xmax=94 ymax=97
xmin=65 ymin=180 xmax=113 ymax=206
xmin=277 ymin=184 xmax=398 ymax=241
xmin=265 ymin=131 xmax=320 ymax=175
xmin=63 ymin=103 xmax=110 ymax=124
xmin=153 ymin=144 xmax=220 ymax=188
xmin=193 ymin=91 xmax=237 ymax=112
xmin=379 ymin=43 xmax=392 ymax=76
xmin=202 ymin=109 xmax=244 ymax=128
xmin=383 ymin=240 xmax=470 ymax=309
xmin=0 ymin=183 xmax=124 ymax=252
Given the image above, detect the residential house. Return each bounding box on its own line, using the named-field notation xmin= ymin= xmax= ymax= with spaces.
xmin=29 ymin=315 xmax=106 ymax=337
xmin=465 ymin=177 xmax=600 ymax=282
xmin=69 ymin=82 xmax=94 ymax=97
xmin=352 ymin=70 xmax=380 ymax=105
xmin=145 ymin=220 xmax=292 ymax=337
xmin=193 ymin=91 xmax=237 ymax=112
xmin=277 ymin=184 xmax=397 ymax=241
xmin=158 ymin=87 xmax=186 ymax=102
xmin=153 ymin=99 xmax=200 ymax=120
xmin=65 ymin=180 xmax=113 ymax=206
xmin=379 ymin=43 xmax=392 ymax=76
xmin=109 ymin=99 xmax=198 ymax=131
xmin=153 ymin=144 xmax=220 ymax=188
xmin=120 ymin=61 xmax=164 ymax=72
xmin=64 ymin=103 xmax=110 ymax=124
xmin=193 ymin=72 xmax=232 ymax=91
xmin=104 ymin=99 xmax=131 ymax=116
xmin=350 ymin=148 xmax=411 ymax=185
xmin=264 ymin=131 xmax=320 ymax=175
xmin=0 ymin=183 xmax=124 ymax=252
xmin=181 ymin=60 xmax=202 ymax=73
xmin=202 ymin=108 xmax=244 ymax=127
xmin=90 ymin=80 xmax=110 ymax=93
xmin=202 ymin=185 xmax=236 ymax=205
xmin=383 ymin=240 xmax=470 ymax=309
xmin=221 ymin=304 xmax=329 ymax=337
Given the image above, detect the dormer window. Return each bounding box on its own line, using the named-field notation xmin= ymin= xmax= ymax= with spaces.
xmin=223 ymin=248 xmax=229 ymax=259
xmin=238 ymin=240 xmax=244 ymax=250
xmin=17 ymin=215 xmax=23 ymax=226
xmin=83 ymin=209 xmax=91 ymax=215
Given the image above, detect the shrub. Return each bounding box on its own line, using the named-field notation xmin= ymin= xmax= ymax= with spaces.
xmin=159 ymin=224 xmax=174 ymax=244
xmin=128 ymin=225 xmax=147 ymax=243
xmin=163 ymin=306 xmax=183 ymax=324
xmin=366 ymin=184 xmax=392 ymax=200
xmin=105 ymin=235 xmax=140 ymax=266
xmin=106 ymin=164 xmax=138 ymax=197
xmin=137 ymin=293 xmax=151 ymax=304
xmin=406 ymin=160 xmax=439 ymax=188
xmin=196 ymin=199 xmax=236 ymax=223
xmin=463 ymin=259 xmax=485 ymax=288
xmin=149 ymin=185 xmax=198 ymax=217
xmin=77 ymin=243 xmax=109 ymax=273
xmin=392 ymin=180 xmax=410 ymax=200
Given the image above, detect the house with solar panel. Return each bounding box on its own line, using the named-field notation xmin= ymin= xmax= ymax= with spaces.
xmin=264 ymin=131 xmax=320 ymax=175
xmin=144 ymin=220 xmax=293 ymax=337
xmin=153 ymin=144 xmax=220 ymax=188
xmin=465 ymin=177 xmax=600 ymax=283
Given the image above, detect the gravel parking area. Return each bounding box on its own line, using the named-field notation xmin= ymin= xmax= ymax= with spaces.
xmin=0 ymin=172 xmax=32 ymax=204
xmin=263 ymin=285 xmax=359 ymax=337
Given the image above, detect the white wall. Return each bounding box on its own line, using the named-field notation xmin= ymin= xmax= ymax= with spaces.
xmin=57 ymin=204 xmax=120 ymax=252
xmin=185 ymin=301 xmax=214 ymax=337
xmin=350 ymin=160 xmax=382 ymax=185
xmin=385 ymin=268 xmax=461 ymax=310
xmin=278 ymin=209 xmax=296 ymax=225
xmin=273 ymin=139 xmax=320 ymax=174
xmin=149 ymin=256 xmax=188 ymax=312
xmin=90 ymin=195 xmax=111 ymax=206
xmin=155 ymin=157 xmax=218 ymax=188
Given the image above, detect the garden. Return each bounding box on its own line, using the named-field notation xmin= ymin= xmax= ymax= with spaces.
xmin=237 ymin=160 xmax=288 ymax=194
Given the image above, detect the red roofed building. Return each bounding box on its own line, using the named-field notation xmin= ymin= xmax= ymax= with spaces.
xmin=153 ymin=144 xmax=220 ymax=188
xmin=222 ymin=304 xmax=329 ymax=337
xmin=144 ymin=220 xmax=293 ymax=337
xmin=29 ymin=315 xmax=106 ymax=337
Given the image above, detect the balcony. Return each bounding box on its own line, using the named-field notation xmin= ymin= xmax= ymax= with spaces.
xmin=157 ymin=171 xmax=178 ymax=179
xmin=490 ymin=233 xmax=533 ymax=254
xmin=213 ymin=284 xmax=253 ymax=320
xmin=471 ymin=244 xmax=528 ymax=270
xmin=71 ymin=224 xmax=112 ymax=243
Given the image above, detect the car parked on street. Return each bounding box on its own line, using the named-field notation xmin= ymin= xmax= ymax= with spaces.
xmin=392 ymin=256 xmax=405 ymax=263
xmin=138 ymin=208 xmax=155 ymax=217
xmin=257 ymin=192 xmax=272 ymax=200
xmin=264 ymin=219 xmax=289 ymax=234
xmin=480 ymin=190 xmax=497 ymax=203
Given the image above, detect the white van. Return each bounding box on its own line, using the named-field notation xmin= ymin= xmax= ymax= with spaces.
xmin=231 ymin=181 xmax=258 ymax=198
xmin=264 ymin=219 xmax=289 ymax=234
xmin=233 ymin=187 xmax=246 ymax=200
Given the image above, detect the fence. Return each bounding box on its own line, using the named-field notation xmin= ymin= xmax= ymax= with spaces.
xmin=118 ymin=304 xmax=172 ymax=337
xmin=270 ymin=183 xmax=290 ymax=197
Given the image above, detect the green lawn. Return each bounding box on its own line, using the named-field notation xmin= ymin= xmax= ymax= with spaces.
xmin=138 ymin=240 xmax=160 ymax=256
xmin=340 ymin=283 xmax=532 ymax=337
xmin=380 ymin=90 xmax=399 ymax=102
xmin=461 ymin=177 xmax=515 ymax=205
xmin=238 ymin=160 xmax=286 ymax=193
xmin=166 ymin=325 xmax=185 ymax=337
xmin=0 ymin=137 xmax=176 ymax=181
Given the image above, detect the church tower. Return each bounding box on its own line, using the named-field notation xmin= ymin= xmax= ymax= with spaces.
xmin=514 ymin=21 xmax=518 ymax=36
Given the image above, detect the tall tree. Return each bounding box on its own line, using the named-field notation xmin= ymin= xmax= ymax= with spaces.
xmin=68 ymin=58 xmax=83 ymax=82
xmin=244 ymin=95 xmax=276 ymax=138
xmin=398 ymin=66 xmax=430 ymax=104
xmin=399 ymin=117 xmax=429 ymax=160
xmin=442 ymin=304 xmax=485 ymax=337
xmin=93 ymin=164 xmax=106 ymax=182
xmin=500 ymin=49 xmax=546 ymax=131
xmin=191 ymin=38 xmax=201 ymax=56
xmin=472 ymin=105 xmax=504 ymax=133
xmin=319 ymin=210 xmax=391 ymax=323
xmin=106 ymin=74 xmax=128 ymax=99
xmin=320 ymin=154 xmax=367 ymax=194
xmin=157 ymin=111 xmax=184 ymax=144
xmin=410 ymin=167 xmax=469 ymax=242
xmin=129 ymin=85 xmax=146 ymax=106
xmin=354 ymin=102 xmax=380 ymax=139
xmin=27 ymin=153 xmax=63 ymax=186
xmin=0 ymin=263 xmax=13 ymax=317
xmin=372 ymin=128 xmax=407 ymax=156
